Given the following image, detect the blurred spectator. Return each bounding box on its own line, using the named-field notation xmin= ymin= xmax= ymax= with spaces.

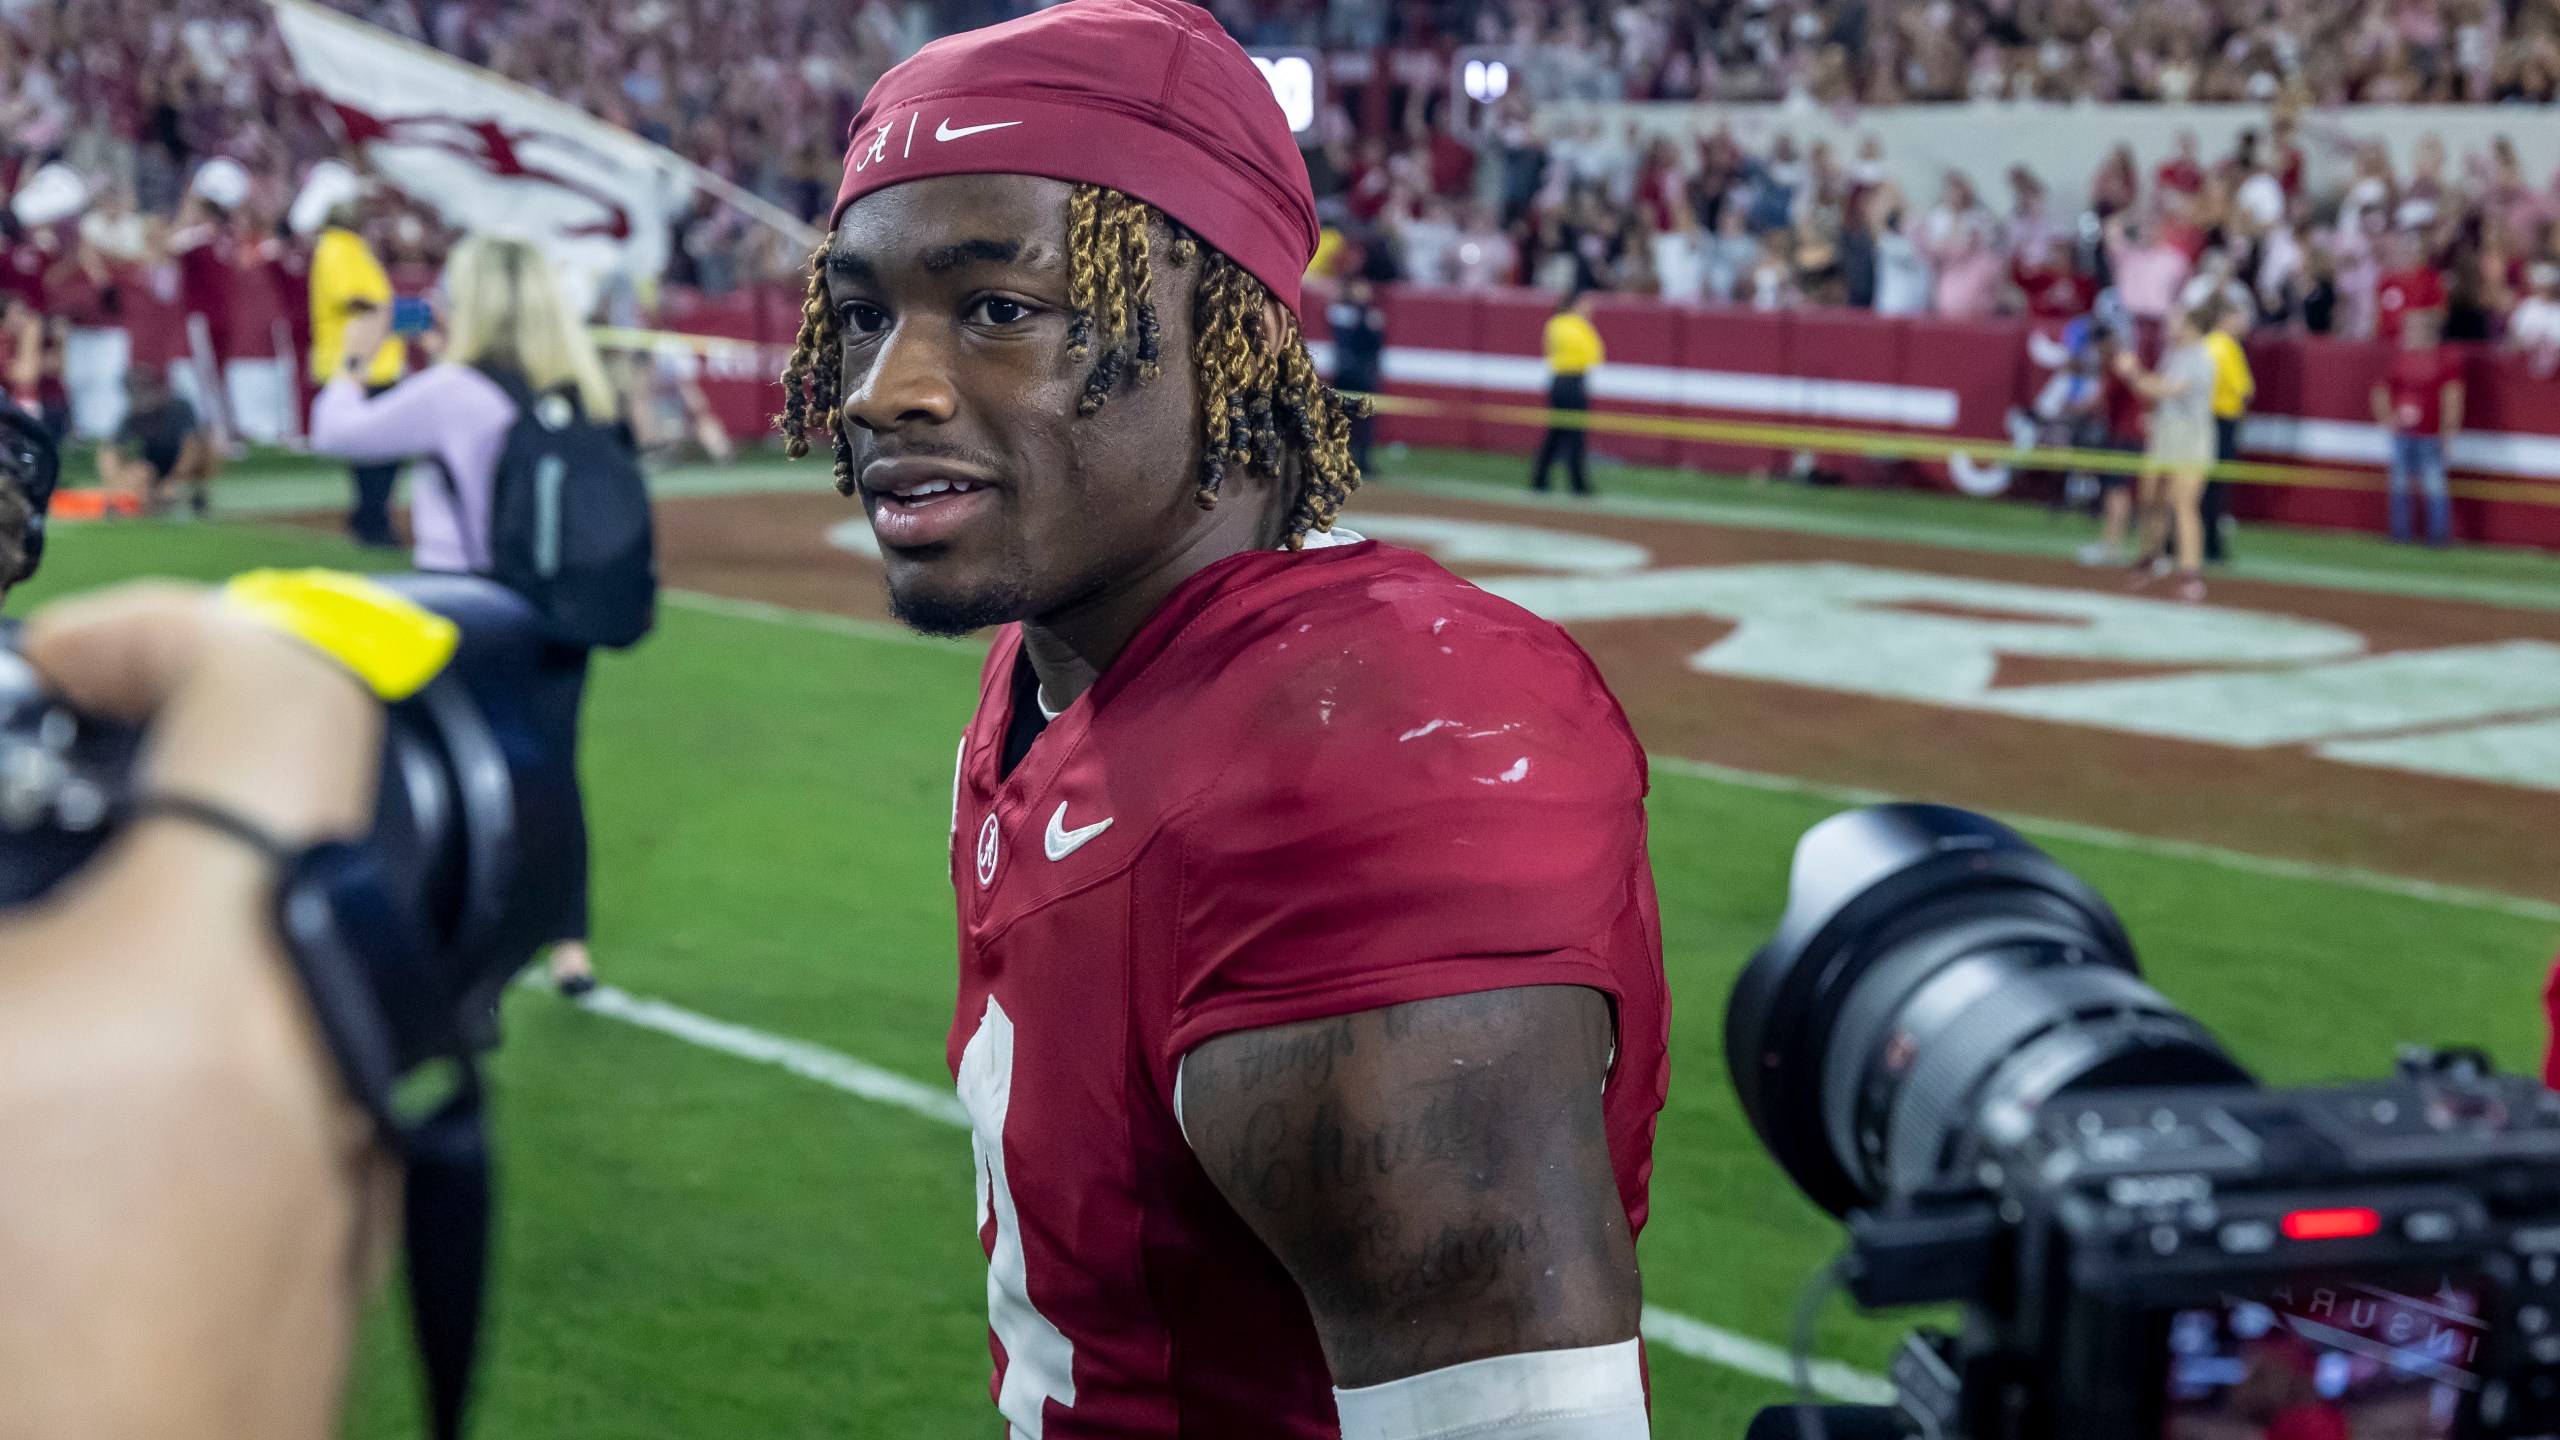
xmin=2298 ymin=240 xmax=2342 ymax=335
xmin=1871 ymin=188 xmax=1932 ymax=316
xmin=2079 ymin=325 xmax=2149 ymax=567
xmin=2116 ymin=299 xmax=2220 ymax=603
xmin=1429 ymin=0 xmax=2559 ymax=105
xmin=98 ymin=362 xmax=216 ymax=516
xmin=2106 ymin=210 xmax=2196 ymax=323
xmin=2201 ymin=303 xmax=2255 ymax=563
xmin=1919 ymin=173 xmax=2002 ymax=319
xmin=2510 ymin=263 xmax=2560 ymax=377
xmin=2374 ymin=230 xmax=2449 ymax=343
xmin=1326 ymin=276 xmax=1386 ymax=476
xmin=2156 ymin=132 xmax=2207 ymax=199
xmin=1531 ymin=289 xmax=1601 ymax=496
xmin=2374 ymin=308 xmax=2464 ymax=545
xmin=2091 ymin=146 xmax=2141 ymax=219
xmin=1448 ymin=205 xmax=1521 ymax=289
xmin=5 ymin=0 xmax=2560 ymax=437
xmin=0 ymin=297 xmax=63 ymax=437
xmin=301 ymin=177 xmax=404 ymax=548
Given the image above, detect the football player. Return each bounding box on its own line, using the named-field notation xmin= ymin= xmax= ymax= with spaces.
xmin=780 ymin=4 xmax=1670 ymax=1435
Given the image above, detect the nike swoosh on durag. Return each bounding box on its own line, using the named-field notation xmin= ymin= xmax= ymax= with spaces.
xmin=936 ymin=119 xmax=1023 ymax=142
xmin=1044 ymin=802 xmax=1112 ymax=861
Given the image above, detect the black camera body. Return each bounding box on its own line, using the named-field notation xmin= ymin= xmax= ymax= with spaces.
xmin=1857 ymin=1059 xmax=2560 ymax=1440
xmin=1730 ymin=805 xmax=2560 ymax=1440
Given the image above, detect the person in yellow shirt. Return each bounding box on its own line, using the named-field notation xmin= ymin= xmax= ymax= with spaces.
xmin=1532 ymin=289 xmax=1603 ymax=495
xmin=2198 ymin=303 xmax=2254 ymax=563
xmin=301 ymin=191 xmax=408 ymax=547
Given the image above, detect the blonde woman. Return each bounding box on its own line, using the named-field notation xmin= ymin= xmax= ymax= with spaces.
xmin=311 ymin=234 xmax=621 ymax=996
xmin=2114 ymin=299 xmax=2221 ymax=603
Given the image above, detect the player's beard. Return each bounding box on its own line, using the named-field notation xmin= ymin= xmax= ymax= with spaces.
xmin=885 ymin=567 xmax=1034 ymax=637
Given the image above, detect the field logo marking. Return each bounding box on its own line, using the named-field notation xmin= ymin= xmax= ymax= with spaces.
xmin=1478 ymin=563 xmax=2560 ymax=792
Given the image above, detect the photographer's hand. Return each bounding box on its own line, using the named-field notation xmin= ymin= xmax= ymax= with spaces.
xmin=0 ymin=584 xmax=392 ymax=1440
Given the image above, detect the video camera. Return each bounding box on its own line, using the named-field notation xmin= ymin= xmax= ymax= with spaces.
xmin=1730 ymin=805 xmax=2560 ymax=1440
xmin=0 ymin=405 xmax=576 ymax=1439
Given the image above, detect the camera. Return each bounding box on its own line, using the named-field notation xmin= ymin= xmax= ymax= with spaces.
xmin=1729 ymin=804 xmax=2560 ymax=1440
xmin=0 ymin=393 xmax=59 ymax=585
xmin=0 ymin=569 xmax=581 ymax=1440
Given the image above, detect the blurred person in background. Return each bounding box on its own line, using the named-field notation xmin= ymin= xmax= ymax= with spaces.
xmin=2116 ymin=300 xmax=2221 ymax=602
xmin=1919 ymin=172 xmax=2003 ymax=319
xmin=2080 ymin=322 xmax=2149 ymax=567
xmin=1449 ymin=203 xmax=1519 ymax=288
xmin=306 ymin=234 xmax=618 ymax=995
xmin=97 ymin=361 xmax=216 ymax=516
xmin=2373 ymin=228 xmax=2448 ymax=344
xmin=1532 ymin=287 xmax=1602 ymax=495
xmin=47 ymin=229 xmax=132 ymax=441
xmin=2508 ymin=262 xmax=2560 ymax=377
xmin=297 ymin=165 xmax=407 ymax=549
xmin=1839 ymin=192 xmax=1881 ymax=309
xmin=2200 ymin=302 xmax=2255 ymax=564
xmin=2105 ymin=208 xmax=2195 ymax=324
xmin=2374 ymin=307 xmax=2464 ymax=546
xmin=1749 ymin=228 xmax=1799 ymax=310
xmin=1870 ymin=186 xmax=1933 ymax=317
xmin=1703 ymin=202 xmax=1761 ymax=304
xmin=2156 ymin=130 xmax=2207 ymax=199
xmin=0 ymin=296 xmax=63 ymax=437
xmin=2300 ymin=238 xmax=2342 ymax=336
xmin=1326 ymin=276 xmax=1386 ymax=476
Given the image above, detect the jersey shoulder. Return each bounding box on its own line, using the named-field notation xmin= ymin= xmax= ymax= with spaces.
xmin=1124 ymin=541 xmax=1642 ymax=797
xmin=1128 ymin=542 xmax=1655 ymax=1056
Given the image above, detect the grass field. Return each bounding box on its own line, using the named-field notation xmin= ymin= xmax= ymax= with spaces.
xmin=17 ymin=456 xmax=2560 ymax=1439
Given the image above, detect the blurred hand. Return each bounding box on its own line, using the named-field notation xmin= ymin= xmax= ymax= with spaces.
xmin=0 ymin=584 xmax=393 ymax=1440
xmin=340 ymin=302 xmax=393 ymax=378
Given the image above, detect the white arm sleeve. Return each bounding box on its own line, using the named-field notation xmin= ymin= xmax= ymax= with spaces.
xmin=1333 ymin=1338 xmax=1651 ymax=1440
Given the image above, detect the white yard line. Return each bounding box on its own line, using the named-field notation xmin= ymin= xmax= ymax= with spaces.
xmin=561 ymin=981 xmax=1894 ymax=1404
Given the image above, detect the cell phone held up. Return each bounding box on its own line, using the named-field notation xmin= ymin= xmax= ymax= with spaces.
xmin=345 ymin=296 xmax=435 ymax=336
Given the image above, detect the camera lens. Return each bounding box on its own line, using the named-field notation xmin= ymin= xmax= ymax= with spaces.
xmin=369 ymin=573 xmax=586 ymax=1035
xmin=1726 ymin=804 xmax=2250 ymax=1217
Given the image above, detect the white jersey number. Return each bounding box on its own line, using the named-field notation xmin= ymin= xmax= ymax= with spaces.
xmin=956 ymin=996 xmax=1077 ymax=1437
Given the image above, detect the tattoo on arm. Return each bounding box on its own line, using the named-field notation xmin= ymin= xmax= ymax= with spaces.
xmin=1179 ymin=985 xmax=1639 ymax=1387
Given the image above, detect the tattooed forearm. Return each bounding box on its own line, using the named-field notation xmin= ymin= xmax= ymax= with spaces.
xmin=1180 ymin=985 xmax=1639 ymax=1386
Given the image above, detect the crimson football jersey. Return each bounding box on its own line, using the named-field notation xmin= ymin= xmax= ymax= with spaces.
xmin=945 ymin=538 xmax=1669 ymax=1439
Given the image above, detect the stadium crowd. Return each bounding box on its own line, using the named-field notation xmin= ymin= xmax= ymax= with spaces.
xmin=1367 ymin=0 xmax=2560 ymax=106
xmin=0 ymin=0 xmax=909 ymax=307
xmin=8 ymin=0 xmax=2560 ymax=452
xmin=1329 ymin=105 xmax=2560 ymax=351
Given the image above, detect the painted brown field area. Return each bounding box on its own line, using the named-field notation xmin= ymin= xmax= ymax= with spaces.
xmin=653 ymin=486 xmax=2560 ymax=903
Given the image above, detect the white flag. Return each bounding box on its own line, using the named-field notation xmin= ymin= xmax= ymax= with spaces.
xmin=269 ymin=0 xmax=701 ymax=298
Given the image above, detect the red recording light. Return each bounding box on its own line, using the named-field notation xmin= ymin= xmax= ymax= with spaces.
xmin=2281 ymin=1207 xmax=2383 ymax=1241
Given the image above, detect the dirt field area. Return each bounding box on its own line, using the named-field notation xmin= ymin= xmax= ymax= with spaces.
xmin=655 ymin=486 xmax=2560 ymax=903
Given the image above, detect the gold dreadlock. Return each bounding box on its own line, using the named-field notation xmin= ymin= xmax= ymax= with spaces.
xmin=777 ymin=184 xmax=1368 ymax=547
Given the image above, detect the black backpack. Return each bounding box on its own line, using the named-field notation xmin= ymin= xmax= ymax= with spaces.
xmin=462 ymin=367 xmax=657 ymax=649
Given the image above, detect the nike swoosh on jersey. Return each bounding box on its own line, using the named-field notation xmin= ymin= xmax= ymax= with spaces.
xmin=1044 ymin=802 xmax=1112 ymax=861
xmin=936 ymin=119 xmax=1023 ymax=142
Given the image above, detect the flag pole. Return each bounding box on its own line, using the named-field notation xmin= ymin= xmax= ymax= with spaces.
xmin=267 ymin=0 xmax=822 ymax=252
